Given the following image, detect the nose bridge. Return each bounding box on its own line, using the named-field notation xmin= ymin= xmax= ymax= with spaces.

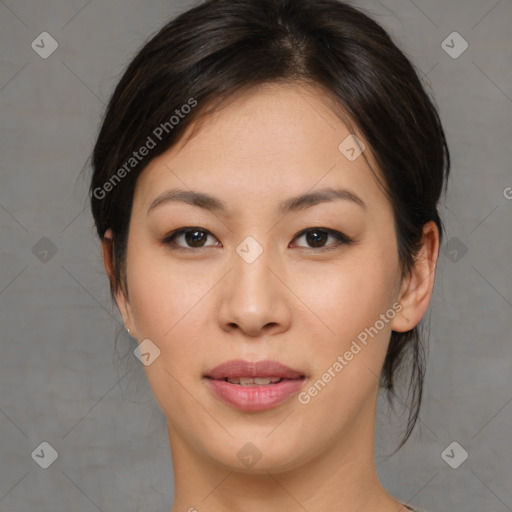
xmin=217 ymin=234 xmax=291 ymax=336
xmin=231 ymin=234 xmax=275 ymax=303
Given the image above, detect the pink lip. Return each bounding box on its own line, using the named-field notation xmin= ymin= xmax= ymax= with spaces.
xmin=204 ymin=359 xmax=306 ymax=412
xmin=205 ymin=359 xmax=305 ymax=380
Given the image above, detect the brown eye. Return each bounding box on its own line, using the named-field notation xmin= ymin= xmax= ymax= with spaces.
xmin=183 ymin=229 xmax=208 ymax=247
xmin=305 ymin=230 xmax=329 ymax=247
xmin=163 ymin=228 xmax=219 ymax=249
xmin=292 ymin=228 xmax=352 ymax=250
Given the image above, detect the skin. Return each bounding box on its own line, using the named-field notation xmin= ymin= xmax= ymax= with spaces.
xmin=102 ymin=82 xmax=439 ymax=512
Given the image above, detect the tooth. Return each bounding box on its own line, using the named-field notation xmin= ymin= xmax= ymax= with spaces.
xmin=225 ymin=377 xmax=283 ymax=386
xmin=254 ymin=377 xmax=272 ymax=385
xmin=226 ymin=377 xmax=282 ymax=386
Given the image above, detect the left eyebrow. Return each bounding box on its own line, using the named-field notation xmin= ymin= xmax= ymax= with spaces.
xmin=146 ymin=186 xmax=367 ymax=216
xmin=278 ymin=186 xmax=367 ymax=214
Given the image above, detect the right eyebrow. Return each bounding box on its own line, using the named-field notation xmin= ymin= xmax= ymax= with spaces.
xmin=147 ymin=189 xmax=226 ymax=216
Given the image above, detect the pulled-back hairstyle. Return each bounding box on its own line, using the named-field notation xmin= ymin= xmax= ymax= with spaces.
xmin=89 ymin=0 xmax=450 ymax=450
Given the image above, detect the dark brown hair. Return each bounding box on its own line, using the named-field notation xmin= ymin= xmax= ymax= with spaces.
xmin=89 ymin=0 xmax=450 ymax=451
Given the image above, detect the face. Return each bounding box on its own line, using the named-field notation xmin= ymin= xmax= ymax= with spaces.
xmin=105 ymin=83 xmax=432 ymax=474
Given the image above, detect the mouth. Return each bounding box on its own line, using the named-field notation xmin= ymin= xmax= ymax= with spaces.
xmin=215 ymin=376 xmax=298 ymax=386
xmin=204 ymin=358 xmax=306 ymax=381
xmin=204 ymin=359 xmax=307 ymax=411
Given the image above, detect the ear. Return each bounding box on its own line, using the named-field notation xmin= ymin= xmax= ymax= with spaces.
xmin=391 ymin=221 xmax=440 ymax=332
xmin=101 ymin=228 xmax=136 ymax=337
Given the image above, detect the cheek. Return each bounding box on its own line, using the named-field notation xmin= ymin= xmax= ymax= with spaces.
xmin=126 ymin=246 xmax=219 ymax=393
xmin=295 ymin=263 xmax=396 ymax=425
xmin=297 ymin=256 xmax=397 ymax=346
xmin=127 ymin=243 xmax=211 ymax=336
xmin=125 ymin=249 xmax=213 ymax=414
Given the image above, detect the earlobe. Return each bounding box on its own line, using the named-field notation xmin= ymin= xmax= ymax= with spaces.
xmin=116 ymin=290 xmax=135 ymax=337
xmin=391 ymin=221 xmax=440 ymax=333
xmin=101 ymin=229 xmax=115 ymax=283
xmin=101 ymin=229 xmax=136 ymax=336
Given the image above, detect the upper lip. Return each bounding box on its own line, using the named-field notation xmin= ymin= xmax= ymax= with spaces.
xmin=205 ymin=359 xmax=305 ymax=380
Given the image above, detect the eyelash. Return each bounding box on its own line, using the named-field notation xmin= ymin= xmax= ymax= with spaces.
xmin=161 ymin=227 xmax=354 ymax=253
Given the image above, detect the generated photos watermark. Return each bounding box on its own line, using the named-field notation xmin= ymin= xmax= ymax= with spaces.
xmin=298 ymin=301 xmax=403 ymax=405
xmin=93 ymin=97 xmax=197 ymax=200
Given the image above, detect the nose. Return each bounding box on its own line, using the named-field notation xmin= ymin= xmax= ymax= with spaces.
xmin=217 ymin=242 xmax=292 ymax=338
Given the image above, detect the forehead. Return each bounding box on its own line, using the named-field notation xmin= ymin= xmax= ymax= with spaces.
xmin=133 ymin=82 xmax=388 ymax=218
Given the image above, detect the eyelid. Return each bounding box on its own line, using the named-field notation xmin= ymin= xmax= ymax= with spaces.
xmin=162 ymin=227 xmax=220 ymax=249
xmin=290 ymin=227 xmax=353 ymax=251
xmin=162 ymin=226 xmax=353 ymax=251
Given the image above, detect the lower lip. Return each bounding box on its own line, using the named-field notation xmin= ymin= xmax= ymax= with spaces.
xmin=206 ymin=378 xmax=305 ymax=411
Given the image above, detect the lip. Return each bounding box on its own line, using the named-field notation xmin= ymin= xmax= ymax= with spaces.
xmin=204 ymin=359 xmax=306 ymax=412
xmin=205 ymin=359 xmax=305 ymax=380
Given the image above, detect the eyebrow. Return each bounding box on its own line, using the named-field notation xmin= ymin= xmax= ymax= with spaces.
xmin=146 ymin=186 xmax=366 ymax=216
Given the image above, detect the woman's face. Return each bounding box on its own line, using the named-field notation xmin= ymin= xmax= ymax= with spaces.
xmin=109 ymin=83 xmax=419 ymax=473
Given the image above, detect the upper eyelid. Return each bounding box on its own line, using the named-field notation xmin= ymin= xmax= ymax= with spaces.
xmin=165 ymin=227 xmax=350 ymax=247
xmin=164 ymin=227 xmax=219 ymax=244
xmin=292 ymin=227 xmax=345 ymax=238
xmin=291 ymin=228 xmax=351 ymax=247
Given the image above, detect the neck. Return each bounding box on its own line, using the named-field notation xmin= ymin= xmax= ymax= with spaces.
xmin=167 ymin=395 xmax=406 ymax=512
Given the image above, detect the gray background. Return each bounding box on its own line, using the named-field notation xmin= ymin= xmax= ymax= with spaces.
xmin=0 ymin=0 xmax=511 ymax=511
